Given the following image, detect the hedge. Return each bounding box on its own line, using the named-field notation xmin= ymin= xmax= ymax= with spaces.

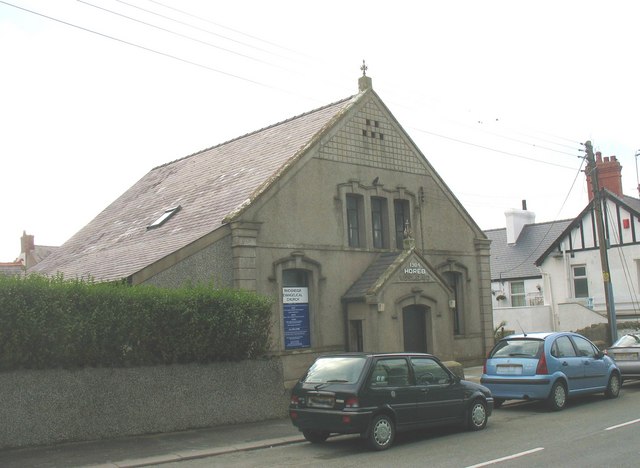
xmin=0 ymin=274 xmax=273 ymax=370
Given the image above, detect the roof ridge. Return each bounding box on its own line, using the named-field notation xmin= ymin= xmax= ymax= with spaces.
xmin=485 ymin=218 xmax=574 ymax=232
xmin=153 ymin=95 xmax=357 ymax=170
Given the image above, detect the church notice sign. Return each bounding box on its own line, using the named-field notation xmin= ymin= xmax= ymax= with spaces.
xmin=283 ymin=287 xmax=310 ymax=349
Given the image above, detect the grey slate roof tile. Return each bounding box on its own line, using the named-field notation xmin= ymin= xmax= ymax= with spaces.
xmin=485 ymin=219 xmax=572 ymax=281
xmin=30 ymin=96 xmax=358 ymax=282
xmin=343 ymin=252 xmax=402 ymax=300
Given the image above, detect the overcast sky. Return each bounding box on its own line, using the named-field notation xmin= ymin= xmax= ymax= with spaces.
xmin=2 ymin=0 xmax=639 ymax=262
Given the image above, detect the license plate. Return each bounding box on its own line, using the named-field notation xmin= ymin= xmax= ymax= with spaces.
xmin=308 ymin=395 xmax=334 ymax=408
xmin=496 ymin=365 xmax=523 ymax=375
xmin=615 ymin=352 xmax=638 ymax=361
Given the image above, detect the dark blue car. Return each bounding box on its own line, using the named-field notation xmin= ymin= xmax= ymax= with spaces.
xmin=481 ymin=332 xmax=621 ymax=410
xmin=290 ymin=352 xmax=493 ymax=450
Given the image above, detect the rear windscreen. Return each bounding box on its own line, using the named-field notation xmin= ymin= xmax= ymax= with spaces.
xmin=490 ymin=339 xmax=544 ymax=358
xmin=303 ymin=356 xmax=367 ymax=384
xmin=613 ymin=335 xmax=640 ymax=347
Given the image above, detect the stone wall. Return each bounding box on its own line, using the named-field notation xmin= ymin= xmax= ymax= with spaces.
xmin=0 ymin=359 xmax=288 ymax=449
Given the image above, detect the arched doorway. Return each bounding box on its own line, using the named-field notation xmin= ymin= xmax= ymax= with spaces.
xmin=402 ymin=305 xmax=429 ymax=352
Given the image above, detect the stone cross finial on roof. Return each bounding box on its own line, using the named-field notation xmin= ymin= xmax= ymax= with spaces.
xmin=360 ymin=60 xmax=368 ymax=76
xmin=358 ymin=60 xmax=372 ymax=91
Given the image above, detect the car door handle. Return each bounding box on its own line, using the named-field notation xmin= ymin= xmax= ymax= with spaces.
xmin=420 ymin=388 xmax=429 ymax=393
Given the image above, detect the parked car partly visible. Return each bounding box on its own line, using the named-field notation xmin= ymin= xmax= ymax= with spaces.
xmin=289 ymin=352 xmax=493 ymax=451
xmin=605 ymin=334 xmax=640 ymax=381
xmin=481 ymin=332 xmax=621 ymax=411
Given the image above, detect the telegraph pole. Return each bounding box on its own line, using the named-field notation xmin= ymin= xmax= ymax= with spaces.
xmin=584 ymin=141 xmax=617 ymax=345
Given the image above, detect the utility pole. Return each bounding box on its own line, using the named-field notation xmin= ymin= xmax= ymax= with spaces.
xmin=635 ymin=149 xmax=640 ymax=198
xmin=584 ymin=140 xmax=617 ymax=345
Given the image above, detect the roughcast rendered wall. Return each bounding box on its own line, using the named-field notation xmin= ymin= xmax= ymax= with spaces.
xmin=0 ymin=359 xmax=288 ymax=449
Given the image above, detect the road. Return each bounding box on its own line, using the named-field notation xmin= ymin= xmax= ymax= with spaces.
xmin=162 ymin=380 xmax=640 ymax=468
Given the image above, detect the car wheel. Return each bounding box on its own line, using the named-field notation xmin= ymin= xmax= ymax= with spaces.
xmin=367 ymin=414 xmax=395 ymax=451
xmin=302 ymin=430 xmax=330 ymax=443
xmin=605 ymin=372 xmax=621 ymax=399
xmin=547 ymin=381 xmax=567 ymax=411
xmin=467 ymin=399 xmax=488 ymax=431
xmin=493 ymin=398 xmax=504 ymax=409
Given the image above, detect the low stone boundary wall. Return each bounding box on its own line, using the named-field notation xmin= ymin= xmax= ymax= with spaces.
xmin=0 ymin=359 xmax=289 ymax=449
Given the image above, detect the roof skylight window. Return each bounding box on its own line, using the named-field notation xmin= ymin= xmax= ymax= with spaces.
xmin=147 ymin=206 xmax=181 ymax=229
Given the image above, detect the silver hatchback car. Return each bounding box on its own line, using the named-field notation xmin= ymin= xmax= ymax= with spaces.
xmin=605 ymin=334 xmax=640 ymax=381
xmin=481 ymin=332 xmax=621 ymax=410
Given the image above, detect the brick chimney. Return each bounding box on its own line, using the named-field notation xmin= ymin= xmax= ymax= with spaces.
xmin=586 ymin=152 xmax=623 ymax=201
xmin=20 ymin=231 xmax=35 ymax=269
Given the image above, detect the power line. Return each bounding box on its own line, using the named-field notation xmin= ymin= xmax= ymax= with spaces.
xmin=110 ymin=0 xmax=296 ymax=62
xmin=386 ymin=93 xmax=583 ymax=159
xmin=2 ymin=1 xmax=591 ymax=174
xmin=0 ymin=0 xmax=279 ymax=89
xmin=494 ymin=156 xmax=587 ymax=276
xmin=469 ymin=122 xmax=581 ymax=157
xmin=145 ymin=0 xmax=305 ymax=58
xmin=408 ymin=125 xmax=582 ymax=170
xmin=604 ymin=202 xmax=640 ymax=316
xmin=496 ymin=124 xmax=582 ymax=150
xmin=127 ymin=3 xmax=587 ymax=155
xmin=77 ymin=0 xmax=287 ymax=69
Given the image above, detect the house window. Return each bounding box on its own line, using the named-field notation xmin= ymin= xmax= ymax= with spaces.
xmin=572 ymin=266 xmax=589 ymax=298
xmin=510 ymin=281 xmax=525 ymax=307
xmin=346 ymin=194 xmax=364 ymax=247
xmin=394 ymin=199 xmax=411 ymax=249
xmin=371 ymin=197 xmax=388 ymax=249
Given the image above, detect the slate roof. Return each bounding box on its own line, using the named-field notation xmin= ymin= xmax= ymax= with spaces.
xmin=30 ymin=245 xmax=58 ymax=265
xmin=31 ymin=95 xmax=359 ymax=282
xmin=485 ymin=219 xmax=572 ymax=281
xmin=621 ymin=194 xmax=640 ymax=213
xmin=343 ymin=252 xmax=402 ymax=301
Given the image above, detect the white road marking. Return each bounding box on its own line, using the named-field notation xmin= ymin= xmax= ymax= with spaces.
xmin=465 ymin=447 xmax=545 ymax=468
xmin=605 ymin=418 xmax=640 ymax=431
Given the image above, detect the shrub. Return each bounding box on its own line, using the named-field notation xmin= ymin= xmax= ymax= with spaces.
xmin=0 ymin=274 xmax=273 ymax=370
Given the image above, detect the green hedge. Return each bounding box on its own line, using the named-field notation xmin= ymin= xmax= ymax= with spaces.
xmin=0 ymin=274 xmax=273 ymax=370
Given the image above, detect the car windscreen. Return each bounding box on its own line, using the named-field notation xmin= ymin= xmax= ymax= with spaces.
xmin=303 ymin=356 xmax=367 ymax=384
xmin=612 ymin=334 xmax=640 ymax=347
xmin=490 ymin=339 xmax=544 ymax=358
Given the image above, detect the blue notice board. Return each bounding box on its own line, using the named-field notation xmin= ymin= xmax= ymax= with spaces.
xmin=283 ymin=287 xmax=310 ymax=349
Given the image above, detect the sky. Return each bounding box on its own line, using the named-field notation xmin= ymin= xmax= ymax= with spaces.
xmin=2 ymin=0 xmax=640 ymax=262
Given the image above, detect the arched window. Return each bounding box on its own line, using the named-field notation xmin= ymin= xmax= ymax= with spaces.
xmin=271 ymin=252 xmax=324 ymax=352
xmin=346 ymin=194 xmax=365 ymax=247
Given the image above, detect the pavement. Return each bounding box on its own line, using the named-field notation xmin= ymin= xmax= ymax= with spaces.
xmin=0 ymin=367 xmax=483 ymax=468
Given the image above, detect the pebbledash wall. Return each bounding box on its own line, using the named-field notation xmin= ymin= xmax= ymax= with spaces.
xmin=0 ymin=358 xmax=289 ymax=449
